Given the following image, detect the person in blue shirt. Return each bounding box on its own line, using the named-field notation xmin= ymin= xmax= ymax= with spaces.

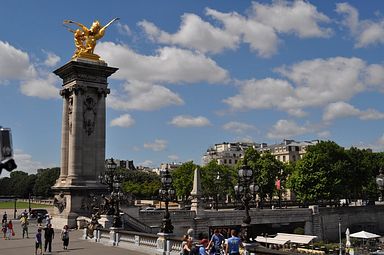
xmin=199 ymin=238 xmax=209 ymax=255
xmin=208 ymin=229 xmax=225 ymax=255
xmin=225 ymin=229 xmax=243 ymax=255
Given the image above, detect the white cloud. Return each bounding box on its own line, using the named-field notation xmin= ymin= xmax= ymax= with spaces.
xmin=323 ymin=102 xmax=360 ymax=121
xmin=139 ymin=160 xmax=153 ymax=167
xmin=0 ymin=41 xmax=36 ymax=81
xmin=336 ymin=3 xmax=384 ymax=48
xmin=251 ymin=0 xmax=332 ymax=38
xmin=97 ymin=42 xmax=229 ymax=84
xmin=224 ymin=78 xmax=295 ymax=110
xmin=168 ymin=155 xmax=179 ymax=161
xmin=267 ymin=119 xmax=311 ymax=139
xmin=226 ymin=57 xmax=384 ymax=116
xmin=19 ymin=73 xmax=60 ymax=99
xmin=110 ymin=114 xmax=135 ymax=128
xmin=206 ymin=8 xmax=278 ymax=57
xmin=138 ymin=1 xmax=331 ymax=58
xmin=139 ymin=14 xmax=239 ymax=54
xmin=107 ymin=81 xmax=183 ymax=111
xmin=116 ymin=22 xmax=132 ymax=36
xmin=323 ymin=101 xmax=384 ymax=121
xmin=43 ymin=51 xmax=61 ymax=67
xmin=13 ymin=149 xmax=54 ymax=175
xmin=169 ymin=115 xmax=210 ymax=128
xmin=378 ymin=134 xmax=384 ymax=146
xmin=222 ymin=121 xmax=256 ymax=134
xmin=144 ymin=139 xmax=167 ymax=152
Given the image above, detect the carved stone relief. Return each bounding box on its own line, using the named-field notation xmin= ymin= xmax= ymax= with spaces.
xmin=83 ymin=96 xmax=97 ymax=135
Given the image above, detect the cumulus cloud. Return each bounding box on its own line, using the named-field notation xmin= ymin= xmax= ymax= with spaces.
xmin=139 ymin=14 xmax=239 ymax=54
xmin=336 ymin=3 xmax=384 ymax=48
xmin=107 ymin=81 xmax=183 ymax=111
xmin=116 ymin=22 xmax=132 ymax=36
xmin=323 ymin=102 xmax=384 ymax=121
xmin=251 ymin=0 xmax=332 ymax=38
xmin=222 ymin=121 xmax=256 ymax=134
xmin=225 ymin=57 xmax=384 ymax=117
xmin=144 ymin=139 xmax=167 ymax=151
xmin=110 ymin=114 xmax=135 ymax=128
xmin=19 ymin=73 xmax=60 ymax=99
xmin=169 ymin=115 xmax=210 ymax=127
xmin=43 ymin=51 xmax=61 ymax=67
xmin=97 ymin=42 xmax=229 ymax=84
xmin=267 ymin=119 xmax=312 ymax=139
xmin=0 ymin=40 xmax=37 ymax=82
xmin=13 ymin=149 xmax=55 ymax=175
xmin=138 ymin=1 xmax=331 ymax=57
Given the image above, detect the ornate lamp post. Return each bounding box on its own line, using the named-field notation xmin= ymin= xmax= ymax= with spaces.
xmin=99 ymin=158 xmax=124 ymax=228
xmin=376 ymin=168 xmax=384 ymax=202
xmin=234 ymin=160 xmax=258 ymax=243
xmin=159 ymin=169 xmax=175 ymax=233
xmin=215 ymin=171 xmax=220 ymax=211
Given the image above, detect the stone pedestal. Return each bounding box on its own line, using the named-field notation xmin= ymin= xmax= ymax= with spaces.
xmin=156 ymin=233 xmax=174 ymax=255
xmin=52 ymin=59 xmax=118 ymax=229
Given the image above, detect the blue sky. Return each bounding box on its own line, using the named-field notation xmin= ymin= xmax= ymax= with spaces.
xmin=1 ymin=1 xmax=384 ymax=175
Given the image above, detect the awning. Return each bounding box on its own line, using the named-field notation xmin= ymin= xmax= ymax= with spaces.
xmin=255 ymin=236 xmax=289 ymax=245
xmin=350 ymin=231 xmax=380 ymax=239
xmin=274 ymin=233 xmax=317 ymax=244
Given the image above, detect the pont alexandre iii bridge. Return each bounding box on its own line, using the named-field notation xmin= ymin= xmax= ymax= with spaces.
xmin=124 ymin=204 xmax=384 ymax=243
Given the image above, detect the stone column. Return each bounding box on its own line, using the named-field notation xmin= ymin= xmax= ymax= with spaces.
xmin=52 ymin=59 xmax=118 ymax=229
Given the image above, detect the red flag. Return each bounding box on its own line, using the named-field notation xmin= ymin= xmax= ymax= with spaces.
xmin=275 ymin=179 xmax=281 ymax=190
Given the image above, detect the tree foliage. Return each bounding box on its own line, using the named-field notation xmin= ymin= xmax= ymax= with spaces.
xmin=121 ymin=169 xmax=160 ymax=199
xmin=171 ymin=161 xmax=198 ymax=201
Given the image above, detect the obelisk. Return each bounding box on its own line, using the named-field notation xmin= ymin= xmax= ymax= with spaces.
xmin=52 ymin=18 xmax=119 ymax=229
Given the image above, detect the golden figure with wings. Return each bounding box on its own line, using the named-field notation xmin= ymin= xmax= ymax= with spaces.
xmin=64 ymin=18 xmax=119 ymax=60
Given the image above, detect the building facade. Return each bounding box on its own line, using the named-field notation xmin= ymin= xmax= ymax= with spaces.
xmin=202 ymin=140 xmax=319 ymax=166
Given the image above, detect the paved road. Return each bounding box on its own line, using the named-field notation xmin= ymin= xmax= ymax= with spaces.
xmin=0 ymin=218 xmax=148 ymax=255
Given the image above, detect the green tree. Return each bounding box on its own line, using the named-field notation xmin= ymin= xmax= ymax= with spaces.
xmin=171 ymin=161 xmax=198 ymax=202
xmin=200 ymin=161 xmax=236 ymax=206
xmin=122 ymin=170 xmax=161 ymax=199
xmin=33 ymin=168 xmax=60 ymax=198
xmin=287 ymin=141 xmax=349 ymax=204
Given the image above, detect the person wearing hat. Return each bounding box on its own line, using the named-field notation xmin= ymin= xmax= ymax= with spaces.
xmin=199 ymin=238 xmax=209 ymax=255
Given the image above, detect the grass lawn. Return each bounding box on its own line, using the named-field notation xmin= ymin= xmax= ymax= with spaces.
xmin=0 ymin=201 xmax=52 ymax=209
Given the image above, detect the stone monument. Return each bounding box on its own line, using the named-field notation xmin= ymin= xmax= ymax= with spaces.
xmin=52 ymin=18 xmax=119 ymax=229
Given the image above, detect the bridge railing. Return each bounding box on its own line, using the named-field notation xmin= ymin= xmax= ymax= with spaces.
xmin=86 ymin=228 xmax=183 ymax=255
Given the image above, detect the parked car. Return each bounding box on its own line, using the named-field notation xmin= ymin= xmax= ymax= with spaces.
xmin=29 ymin=209 xmax=48 ymax=219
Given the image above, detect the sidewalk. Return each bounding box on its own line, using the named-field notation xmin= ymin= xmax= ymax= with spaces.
xmin=0 ymin=218 xmax=148 ymax=255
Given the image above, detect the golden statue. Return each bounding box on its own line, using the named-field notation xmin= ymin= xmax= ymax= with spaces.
xmin=64 ymin=18 xmax=119 ymax=61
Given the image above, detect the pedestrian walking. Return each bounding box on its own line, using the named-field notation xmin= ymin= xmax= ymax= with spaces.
xmin=35 ymin=228 xmax=43 ymax=255
xmin=44 ymin=223 xmax=55 ymax=253
xmin=2 ymin=211 xmax=7 ymax=223
xmin=225 ymin=229 xmax=243 ymax=255
xmin=20 ymin=215 xmax=29 ymax=238
xmin=199 ymin=239 xmax=209 ymax=255
xmin=208 ymin=229 xmax=225 ymax=255
xmin=2 ymin=220 xmax=7 ymax=239
xmin=61 ymin=225 xmax=70 ymax=250
xmin=6 ymin=220 xmax=14 ymax=240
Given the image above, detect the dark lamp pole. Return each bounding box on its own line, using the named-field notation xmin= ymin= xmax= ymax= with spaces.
xmin=376 ymin=168 xmax=384 ymax=201
xmin=159 ymin=169 xmax=175 ymax=234
xmin=235 ymin=160 xmax=258 ymax=242
xmin=99 ymin=158 xmax=124 ymax=228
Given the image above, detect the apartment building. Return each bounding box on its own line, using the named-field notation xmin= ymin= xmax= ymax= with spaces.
xmin=202 ymin=140 xmax=319 ymax=166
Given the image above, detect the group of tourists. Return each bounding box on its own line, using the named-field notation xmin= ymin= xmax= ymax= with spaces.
xmin=182 ymin=228 xmax=243 ymax=255
xmin=2 ymin=212 xmax=14 ymax=240
xmin=1 ymin=211 xmax=70 ymax=254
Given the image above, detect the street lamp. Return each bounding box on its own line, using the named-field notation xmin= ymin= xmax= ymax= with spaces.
xmin=234 ymin=160 xmax=258 ymax=242
xmin=376 ymin=168 xmax=384 ymax=202
xmin=159 ymin=169 xmax=175 ymax=233
xmin=99 ymin=158 xmax=124 ymax=228
xmin=215 ymin=171 xmax=220 ymax=211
